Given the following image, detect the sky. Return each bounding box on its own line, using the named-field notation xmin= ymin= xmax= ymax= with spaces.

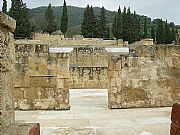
xmin=1 ymin=0 xmax=180 ymax=25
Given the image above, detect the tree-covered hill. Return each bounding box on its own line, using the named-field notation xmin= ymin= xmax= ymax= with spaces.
xmin=29 ymin=6 xmax=179 ymax=37
xmin=29 ymin=6 xmax=115 ymax=33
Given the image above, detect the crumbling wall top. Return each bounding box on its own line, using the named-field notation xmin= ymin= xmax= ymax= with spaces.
xmin=0 ymin=12 xmax=16 ymax=32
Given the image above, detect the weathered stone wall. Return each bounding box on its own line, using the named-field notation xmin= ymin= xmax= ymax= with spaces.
xmin=108 ymin=45 xmax=180 ymax=108
xmin=32 ymin=33 xmax=64 ymax=41
xmin=0 ymin=12 xmax=16 ymax=132
xmin=15 ymin=44 xmax=108 ymax=88
xmin=70 ymin=67 xmax=108 ymax=89
xmin=70 ymin=47 xmax=108 ymax=88
xmin=14 ymin=44 xmax=70 ymax=110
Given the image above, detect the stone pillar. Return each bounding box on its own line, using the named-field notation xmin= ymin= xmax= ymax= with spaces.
xmin=0 ymin=12 xmax=16 ymax=133
xmin=108 ymin=54 xmax=123 ymax=109
xmin=55 ymin=53 xmax=71 ymax=110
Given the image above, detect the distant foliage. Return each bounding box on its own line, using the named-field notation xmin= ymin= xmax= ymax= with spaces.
xmin=9 ymin=0 xmax=32 ymax=38
xmin=81 ymin=5 xmax=97 ymax=38
xmin=112 ymin=6 xmax=141 ymax=43
xmin=2 ymin=0 xmax=7 ymax=14
xmin=16 ymin=5 xmax=179 ymax=40
xmin=96 ymin=6 xmax=110 ymax=38
xmin=60 ymin=0 xmax=68 ymax=35
xmin=45 ymin=3 xmax=57 ymax=34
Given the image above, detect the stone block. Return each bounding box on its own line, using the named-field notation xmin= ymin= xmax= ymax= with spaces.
xmin=171 ymin=103 xmax=180 ymax=135
xmin=4 ymin=123 xmax=40 ymax=135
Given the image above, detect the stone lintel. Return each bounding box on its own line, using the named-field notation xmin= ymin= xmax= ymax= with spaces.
xmin=0 ymin=12 xmax=16 ymax=32
xmin=49 ymin=47 xmax=73 ymax=53
xmin=105 ymin=47 xmax=129 ymax=55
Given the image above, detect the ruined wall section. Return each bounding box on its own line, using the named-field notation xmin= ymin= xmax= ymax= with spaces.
xmin=14 ymin=44 xmax=70 ymax=110
xmin=0 ymin=12 xmax=16 ymax=132
xmin=109 ymin=45 xmax=180 ymax=108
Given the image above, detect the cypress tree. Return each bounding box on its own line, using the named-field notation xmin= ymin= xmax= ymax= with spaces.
xmin=170 ymin=28 xmax=176 ymax=43
xmin=60 ymin=0 xmax=68 ymax=35
xmin=156 ymin=19 xmax=165 ymax=44
xmin=164 ymin=20 xmax=171 ymax=44
xmin=81 ymin=5 xmax=97 ymax=38
xmin=81 ymin=5 xmax=90 ymax=37
xmin=151 ymin=26 xmax=155 ymax=42
xmin=122 ymin=7 xmax=128 ymax=41
xmin=116 ymin=6 xmax=123 ymax=39
xmin=144 ymin=18 xmax=148 ymax=38
xmin=2 ymin=0 xmax=7 ymax=14
xmin=45 ymin=3 xmax=57 ymax=34
xmin=123 ymin=7 xmax=133 ymax=43
xmin=90 ymin=6 xmax=97 ymax=37
xmin=9 ymin=0 xmax=32 ymax=38
xmin=112 ymin=14 xmax=118 ymax=38
xmin=97 ymin=6 xmax=109 ymax=38
xmin=132 ymin=11 xmax=141 ymax=42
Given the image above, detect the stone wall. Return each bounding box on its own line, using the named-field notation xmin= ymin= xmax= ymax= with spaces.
xmin=108 ymin=45 xmax=180 ymax=108
xmin=32 ymin=33 xmax=64 ymax=41
xmin=0 ymin=12 xmax=16 ymax=132
xmin=14 ymin=43 xmax=71 ymax=110
xmin=14 ymin=39 xmax=180 ymax=110
xmin=69 ymin=47 xmax=108 ymax=88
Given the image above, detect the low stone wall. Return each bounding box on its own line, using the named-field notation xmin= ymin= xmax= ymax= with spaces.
xmin=108 ymin=45 xmax=180 ymax=108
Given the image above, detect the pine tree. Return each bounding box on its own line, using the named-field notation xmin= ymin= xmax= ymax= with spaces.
xmin=156 ymin=19 xmax=165 ymax=44
xmin=60 ymin=0 xmax=68 ymax=35
xmin=97 ymin=6 xmax=109 ymax=38
xmin=45 ymin=3 xmax=57 ymax=34
xmin=9 ymin=0 xmax=32 ymax=38
xmin=144 ymin=18 xmax=148 ymax=38
xmin=164 ymin=20 xmax=171 ymax=44
xmin=116 ymin=6 xmax=123 ymax=39
xmin=81 ymin=5 xmax=97 ymax=38
xmin=151 ymin=26 xmax=155 ymax=42
xmin=2 ymin=0 xmax=7 ymax=14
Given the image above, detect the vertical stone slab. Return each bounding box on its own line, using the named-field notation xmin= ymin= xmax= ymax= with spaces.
xmin=106 ymin=48 xmax=129 ymax=109
xmin=108 ymin=54 xmax=123 ymax=109
xmin=0 ymin=12 xmax=16 ymax=133
xmin=55 ymin=53 xmax=71 ymax=110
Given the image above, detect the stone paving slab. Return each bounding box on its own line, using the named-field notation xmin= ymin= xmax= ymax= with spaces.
xmin=15 ymin=89 xmax=171 ymax=135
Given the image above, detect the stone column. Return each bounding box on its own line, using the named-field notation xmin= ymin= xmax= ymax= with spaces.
xmin=108 ymin=54 xmax=123 ymax=109
xmin=0 ymin=12 xmax=16 ymax=133
xmin=106 ymin=47 xmax=130 ymax=109
xmin=53 ymin=51 xmax=72 ymax=110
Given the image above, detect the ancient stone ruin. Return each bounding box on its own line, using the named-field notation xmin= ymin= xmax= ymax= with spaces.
xmin=13 ymin=34 xmax=180 ymax=110
xmin=0 ymin=12 xmax=40 ymax=135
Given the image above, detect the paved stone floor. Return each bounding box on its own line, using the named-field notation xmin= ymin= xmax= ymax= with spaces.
xmin=15 ymin=89 xmax=171 ymax=135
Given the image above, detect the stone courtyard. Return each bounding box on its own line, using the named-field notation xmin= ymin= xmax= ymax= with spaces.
xmin=1 ymin=11 xmax=180 ymax=134
xmin=15 ymin=89 xmax=171 ymax=135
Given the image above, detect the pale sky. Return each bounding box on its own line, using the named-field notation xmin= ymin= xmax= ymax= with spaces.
xmin=0 ymin=0 xmax=180 ymax=24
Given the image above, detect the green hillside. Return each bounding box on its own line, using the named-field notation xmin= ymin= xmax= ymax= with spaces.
xmin=29 ymin=6 xmax=179 ymax=37
xmin=29 ymin=6 xmax=115 ymax=35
